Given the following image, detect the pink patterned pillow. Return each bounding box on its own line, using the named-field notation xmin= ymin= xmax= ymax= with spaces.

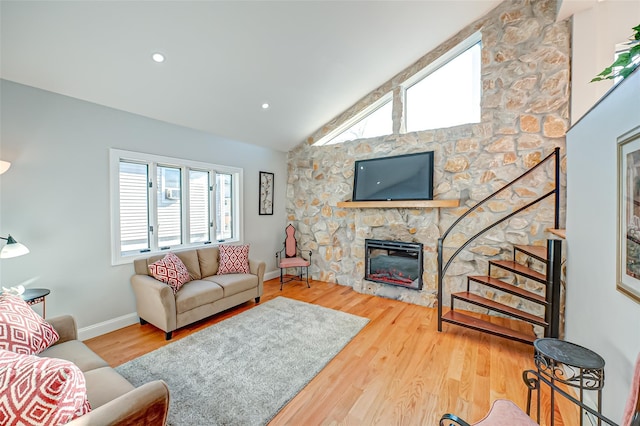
xmin=217 ymin=244 xmax=250 ymax=275
xmin=148 ymin=252 xmax=191 ymax=294
xmin=0 ymin=294 xmax=59 ymax=355
xmin=0 ymin=349 xmax=91 ymax=425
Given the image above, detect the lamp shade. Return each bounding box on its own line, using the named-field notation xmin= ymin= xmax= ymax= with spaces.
xmin=0 ymin=161 xmax=10 ymax=175
xmin=0 ymin=235 xmax=29 ymax=259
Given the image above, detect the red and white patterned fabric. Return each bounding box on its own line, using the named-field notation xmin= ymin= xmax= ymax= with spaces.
xmin=217 ymin=244 xmax=250 ymax=275
xmin=0 ymin=293 xmax=59 ymax=355
xmin=148 ymin=252 xmax=192 ymax=294
xmin=0 ymin=349 xmax=91 ymax=425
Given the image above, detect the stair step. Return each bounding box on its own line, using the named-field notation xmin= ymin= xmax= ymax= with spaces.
xmin=514 ymin=245 xmax=547 ymax=263
xmin=547 ymin=228 xmax=566 ymax=239
xmin=452 ymin=291 xmax=548 ymax=327
xmin=441 ymin=310 xmax=536 ymax=344
xmin=468 ymin=275 xmax=547 ymax=304
xmin=490 ymin=260 xmax=546 ymax=283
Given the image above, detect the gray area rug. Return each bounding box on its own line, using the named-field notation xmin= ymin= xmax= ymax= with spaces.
xmin=116 ymin=296 xmax=369 ymax=426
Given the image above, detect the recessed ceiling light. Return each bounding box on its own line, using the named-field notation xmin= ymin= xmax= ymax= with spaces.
xmin=152 ymin=52 xmax=165 ymax=63
xmin=261 ymin=103 xmax=270 ymax=109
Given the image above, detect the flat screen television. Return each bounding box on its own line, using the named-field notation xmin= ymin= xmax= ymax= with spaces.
xmin=352 ymin=151 xmax=434 ymax=201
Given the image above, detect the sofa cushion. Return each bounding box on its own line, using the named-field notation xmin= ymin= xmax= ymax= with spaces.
xmin=206 ymin=274 xmax=258 ymax=297
xmin=0 ymin=349 xmax=91 ymax=425
xmin=39 ymin=340 xmax=109 ymax=373
xmin=197 ymin=246 xmax=220 ymax=277
xmin=173 ymin=250 xmax=202 ymax=280
xmin=83 ymin=366 xmax=135 ymax=409
xmin=149 ymin=253 xmax=192 ymax=294
xmin=175 ymin=280 xmax=224 ymax=314
xmin=217 ymin=244 xmax=250 ymax=274
xmin=0 ymin=294 xmax=59 ymax=355
xmin=141 ymin=250 xmax=202 ymax=281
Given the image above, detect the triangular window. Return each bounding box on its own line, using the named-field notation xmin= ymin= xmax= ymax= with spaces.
xmin=314 ymin=94 xmax=393 ymax=146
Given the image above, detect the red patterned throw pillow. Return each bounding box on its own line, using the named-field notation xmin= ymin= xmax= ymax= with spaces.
xmin=0 ymin=294 xmax=59 ymax=355
xmin=0 ymin=349 xmax=91 ymax=425
xmin=217 ymin=244 xmax=250 ymax=275
xmin=148 ymin=252 xmax=192 ymax=293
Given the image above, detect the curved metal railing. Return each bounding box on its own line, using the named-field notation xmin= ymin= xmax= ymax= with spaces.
xmin=437 ymin=147 xmax=561 ymax=331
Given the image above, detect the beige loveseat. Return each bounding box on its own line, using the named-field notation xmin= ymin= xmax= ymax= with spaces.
xmin=131 ymin=247 xmax=266 ymax=340
xmin=40 ymin=315 xmax=169 ymax=425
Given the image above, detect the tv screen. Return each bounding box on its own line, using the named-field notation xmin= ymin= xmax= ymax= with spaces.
xmin=352 ymin=151 xmax=434 ymax=201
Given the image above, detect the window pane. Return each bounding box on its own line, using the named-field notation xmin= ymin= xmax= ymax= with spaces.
xmin=406 ymin=42 xmax=481 ymax=132
xmin=327 ymin=100 xmax=393 ymax=145
xmin=157 ymin=166 xmax=182 ymax=246
xmin=189 ymin=170 xmax=210 ymax=243
xmin=216 ymin=173 xmax=233 ymax=240
xmin=119 ymin=161 xmax=149 ymax=254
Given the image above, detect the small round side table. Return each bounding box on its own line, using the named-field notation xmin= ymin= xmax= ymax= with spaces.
xmin=21 ymin=288 xmax=51 ymax=318
xmin=530 ymin=338 xmax=605 ymax=426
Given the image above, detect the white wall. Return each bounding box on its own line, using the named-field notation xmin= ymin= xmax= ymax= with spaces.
xmin=0 ymin=80 xmax=287 ymax=338
xmin=566 ymin=2 xmax=640 ymax=419
xmin=570 ymin=1 xmax=640 ymax=124
xmin=566 ymin=68 xmax=640 ymax=421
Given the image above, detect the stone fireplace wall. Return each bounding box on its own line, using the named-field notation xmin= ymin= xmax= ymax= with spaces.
xmin=286 ymin=0 xmax=570 ymax=309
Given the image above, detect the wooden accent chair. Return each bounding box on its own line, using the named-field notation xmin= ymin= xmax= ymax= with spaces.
xmin=276 ymin=224 xmax=312 ymax=290
xmin=440 ymin=353 xmax=640 ymax=426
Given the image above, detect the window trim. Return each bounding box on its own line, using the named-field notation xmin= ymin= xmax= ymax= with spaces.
xmin=402 ymin=32 xmax=482 ymax=133
xmin=109 ymin=148 xmax=243 ymax=265
xmin=313 ymin=92 xmax=393 ymax=146
xmin=402 ymin=32 xmax=481 ymax=90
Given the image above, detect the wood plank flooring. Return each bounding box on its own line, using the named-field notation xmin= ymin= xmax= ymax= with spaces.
xmin=85 ymin=278 xmax=581 ymax=425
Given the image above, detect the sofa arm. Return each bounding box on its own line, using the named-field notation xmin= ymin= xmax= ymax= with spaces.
xmin=249 ymin=259 xmax=266 ymax=283
xmin=130 ymin=275 xmax=177 ymax=333
xmin=47 ymin=315 xmax=78 ymax=345
xmin=65 ymin=380 xmax=170 ymax=426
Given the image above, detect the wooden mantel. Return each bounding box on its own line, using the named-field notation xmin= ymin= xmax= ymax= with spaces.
xmin=337 ymin=199 xmax=460 ymax=209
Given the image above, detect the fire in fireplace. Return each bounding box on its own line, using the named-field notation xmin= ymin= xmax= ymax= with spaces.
xmin=364 ymin=239 xmax=424 ymax=290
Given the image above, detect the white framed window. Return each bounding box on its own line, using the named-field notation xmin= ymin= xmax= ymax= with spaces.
xmin=312 ymin=33 xmax=482 ymax=146
xmin=109 ymin=149 xmax=242 ymax=265
xmin=404 ymin=33 xmax=482 ymax=132
xmin=313 ymin=93 xmax=393 ymax=146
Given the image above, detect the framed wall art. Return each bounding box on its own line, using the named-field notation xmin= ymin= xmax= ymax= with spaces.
xmin=259 ymin=171 xmax=274 ymax=215
xmin=617 ymin=125 xmax=640 ymax=303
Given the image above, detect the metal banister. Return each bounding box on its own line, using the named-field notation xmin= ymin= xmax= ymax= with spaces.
xmin=437 ymin=147 xmax=561 ymax=332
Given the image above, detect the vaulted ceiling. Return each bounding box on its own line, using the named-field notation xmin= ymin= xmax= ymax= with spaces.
xmin=1 ymin=1 xmax=584 ymax=152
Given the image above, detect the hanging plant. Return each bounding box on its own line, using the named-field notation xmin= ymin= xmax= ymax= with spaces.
xmin=591 ymin=24 xmax=640 ymax=82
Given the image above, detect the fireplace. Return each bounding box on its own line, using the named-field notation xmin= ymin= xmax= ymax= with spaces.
xmin=364 ymin=239 xmax=423 ymax=290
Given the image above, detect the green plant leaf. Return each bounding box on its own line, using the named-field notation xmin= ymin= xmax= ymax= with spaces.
xmin=591 ymin=24 xmax=640 ymax=83
xmin=620 ymin=67 xmax=635 ymax=79
xmin=596 ymin=66 xmax=613 ymax=77
xmin=612 ymin=52 xmax=631 ymax=67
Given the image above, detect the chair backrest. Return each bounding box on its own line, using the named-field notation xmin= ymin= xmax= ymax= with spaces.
xmin=623 ymin=353 xmax=640 ymax=426
xmin=284 ymin=224 xmax=298 ymax=258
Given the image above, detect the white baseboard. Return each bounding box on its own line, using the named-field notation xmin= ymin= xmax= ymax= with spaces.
xmin=264 ymin=270 xmax=280 ymax=281
xmin=78 ymin=312 xmax=139 ymax=341
xmin=80 ymin=272 xmax=281 ymax=340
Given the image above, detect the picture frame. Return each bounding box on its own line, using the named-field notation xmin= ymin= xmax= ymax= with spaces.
xmin=259 ymin=171 xmax=274 ymax=215
xmin=617 ymin=125 xmax=640 ymax=303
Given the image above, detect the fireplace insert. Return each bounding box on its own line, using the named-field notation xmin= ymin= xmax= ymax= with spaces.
xmin=365 ymin=239 xmax=423 ymax=290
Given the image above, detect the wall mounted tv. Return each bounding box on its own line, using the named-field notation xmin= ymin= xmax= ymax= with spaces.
xmin=352 ymin=151 xmax=434 ymax=201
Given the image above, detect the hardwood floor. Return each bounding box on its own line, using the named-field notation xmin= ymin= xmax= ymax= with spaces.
xmin=85 ymin=278 xmax=581 ymax=425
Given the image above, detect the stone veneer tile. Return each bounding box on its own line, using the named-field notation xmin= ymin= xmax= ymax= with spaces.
xmin=286 ymin=0 xmax=568 ymax=312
